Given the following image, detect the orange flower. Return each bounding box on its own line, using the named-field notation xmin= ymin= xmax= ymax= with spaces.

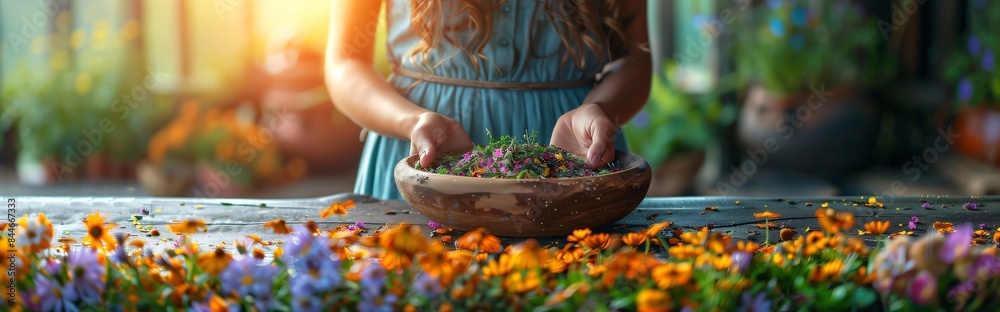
xmin=645 ymin=222 xmax=672 ymax=238
xmin=864 ymin=220 xmax=890 ymax=235
xmin=455 ymin=228 xmax=502 ymax=254
xmin=680 ymin=227 xmax=709 ymax=245
xmin=815 ymin=208 xmax=856 ymax=233
xmin=652 ymin=262 xmax=693 ymax=289
xmin=319 ymin=200 xmax=356 ymax=219
xmin=508 ymin=239 xmax=549 ymax=270
xmin=483 ymin=253 xmax=513 ymax=279
xmin=667 ymin=244 xmax=705 ymax=260
xmin=82 ymin=212 xmax=118 ymax=251
xmin=15 ymin=213 xmax=54 ymax=253
xmin=994 ymin=229 xmax=1000 ymax=245
xmin=128 ymin=239 xmax=146 ymax=250
xmin=636 ymin=288 xmax=671 ymax=312
xmin=621 ymin=232 xmax=647 ymax=247
xmin=381 ymin=250 xmax=412 ymax=271
xmin=580 ymin=233 xmax=611 ymax=250
xmin=932 ymin=221 xmax=954 ymax=234
xmin=808 ymin=259 xmax=844 ymax=283
xmin=196 ymin=247 xmax=232 ymax=276
xmin=379 ymin=224 xmax=427 ymax=257
xmin=754 ymin=211 xmax=781 ymax=219
xmin=852 ymin=265 xmax=876 ymax=285
xmin=555 ymin=245 xmax=586 ymax=264
xmin=567 ymin=228 xmax=591 ymax=243
xmin=263 ymin=219 xmax=293 ymax=234
xmin=733 ymin=241 xmax=760 ymax=254
xmin=167 ymin=219 xmax=207 ymax=235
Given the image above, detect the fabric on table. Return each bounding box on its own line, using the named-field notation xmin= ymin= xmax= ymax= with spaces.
xmin=355 ymin=0 xmax=629 ymax=200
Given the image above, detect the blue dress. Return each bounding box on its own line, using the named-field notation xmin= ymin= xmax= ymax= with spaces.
xmin=355 ymin=0 xmax=629 ymax=200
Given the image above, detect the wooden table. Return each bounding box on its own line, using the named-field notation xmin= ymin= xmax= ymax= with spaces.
xmin=10 ymin=194 xmax=999 ymax=255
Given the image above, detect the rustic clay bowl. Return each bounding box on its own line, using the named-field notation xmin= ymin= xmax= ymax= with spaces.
xmin=394 ymin=151 xmax=651 ymax=237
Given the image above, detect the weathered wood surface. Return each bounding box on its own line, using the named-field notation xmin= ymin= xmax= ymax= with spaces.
xmin=7 ymin=194 xmax=998 ymax=255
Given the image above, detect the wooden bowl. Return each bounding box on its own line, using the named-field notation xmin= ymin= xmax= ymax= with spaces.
xmin=394 ymin=151 xmax=652 ymax=237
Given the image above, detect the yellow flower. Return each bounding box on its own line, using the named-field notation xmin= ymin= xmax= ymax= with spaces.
xmin=456 ymin=228 xmax=502 ymax=254
xmin=734 ymin=241 xmax=760 ymax=254
xmin=320 ymin=200 xmax=356 ymax=219
xmin=808 ymin=259 xmax=844 ymax=283
xmin=636 ymin=288 xmax=671 ymax=312
xmin=508 ymin=239 xmax=548 ymax=270
xmin=864 ymin=220 xmax=890 ymax=235
xmin=621 ymin=232 xmax=647 ymax=247
xmin=196 ymin=248 xmax=232 ymax=276
xmin=652 ymin=262 xmax=692 ymax=289
xmin=15 ymin=213 xmax=54 ymax=253
xmin=262 ymin=219 xmax=292 ymax=234
xmin=167 ymin=219 xmax=207 ymax=235
xmin=554 ymin=244 xmax=585 ymax=264
xmin=667 ymin=244 xmax=704 ymax=260
xmin=82 ymin=212 xmax=118 ymax=252
xmin=502 ymin=270 xmax=542 ymax=294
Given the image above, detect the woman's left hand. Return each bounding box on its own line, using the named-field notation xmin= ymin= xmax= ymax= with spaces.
xmin=550 ymin=103 xmax=617 ymax=168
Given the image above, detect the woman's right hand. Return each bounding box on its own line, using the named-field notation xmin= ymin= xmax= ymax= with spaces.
xmin=410 ymin=112 xmax=474 ymax=168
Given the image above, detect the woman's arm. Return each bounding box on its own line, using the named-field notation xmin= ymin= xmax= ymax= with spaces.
xmin=550 ymin=0 xmax=651 ymax=167
xmin=325 ymin=1 xmax=471 ymax=167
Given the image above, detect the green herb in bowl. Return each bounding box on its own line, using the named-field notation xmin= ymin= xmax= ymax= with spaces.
xmin=415 ymin=131 xmax=620 ymax=178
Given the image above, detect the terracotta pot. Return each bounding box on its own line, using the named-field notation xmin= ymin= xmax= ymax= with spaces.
xmin=737 ymin=84 xmax=880 ymax=177
xmin=136 ymin=161 xmax=195 ymax=197
xmin=954 ymin=107 xmax=1000 ymax=166
xmin=395 ymin=151 xmax=652 ymax=237
xmin=646 ymin=150 xmax=705 ymax=197
xmin=85 ymin=154 xmax=107 ymax=181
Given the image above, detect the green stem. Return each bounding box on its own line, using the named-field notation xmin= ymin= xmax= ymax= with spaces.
xmin=765 ymin=218 xmax=771 ymax=245
xmin=644 ymin=239 xmax=650 ymax=254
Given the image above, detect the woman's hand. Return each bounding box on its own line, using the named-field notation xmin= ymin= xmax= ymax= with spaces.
xmin=550 ymin=103 xmax=618 ymax=168
xmin=410 ymin=112 xmax=474 ymax=168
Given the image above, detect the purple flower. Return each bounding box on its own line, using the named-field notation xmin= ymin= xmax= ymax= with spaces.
xmin=947 ymin=280 xmax=977 ymax=300
xmin=347 ymin=225 xmax=358 ymax=232
xmin=768 ymin=18 xmax=785 ymax=37
xmin=791 ymin=7 xmax=808 ymax=26
xmin=980 ymin=223 xmax=987 ymax=230
xmin=360 ymin=263 xmax=387 ymax=298
xmin=26 ymin=273 xmax=76 ymax=312
xmin=875 ymin=241 xmax=915 ymax=294
xmin=922 ymin=202 xmax=931 ymax=209
xmin=911 ymin=216 xmax=919 ymax=223
xmin=737 ymin=292 xmax=771 ymax=312
xmin=289 ymin=254 xmax=342 ymax=311
xmin=355 ymin=221 xmax=365 ymax=229
xmin=963 ymin=202 xmax=979 ymax=210
xmin=139 ymin=207 xmax=149 ymax=215
xmin=493 ymin=148 xmax=504 ymax=158
xmin=967 ymin=253 xmax=998 ymax=282
xmin=411 ymin=272 xmax=443 ymax=298
xmin=284 ymin=224 xmax=329 ymax=261
xmin=730 ymin=251 xmax=752 ymax=274
xmin=968 ymin=35 xmax=982 ymax=56
xmin=357 ymin=293 xmax=398 ymax=312
xmin=984 ymin=49 xmax=995 ymax=71
xmin=958 ymin=78 xmax=973 ymax=101
xmin=941 ymin=223 xmax=973 ymax=264
xmin=908 ymin=221 xmax=917 ymax=230
xmin=220 ymin=257 xmax=276 ymax=298
xmin=908 ymin=270 xmax=938 ymax=305
xmin=428 ymin=221 xmax=441 ymax=230
xmin=632 ymin=110 xmax=650 ymax=128
xmin=66 ymin=247 xmax=105 ymax=304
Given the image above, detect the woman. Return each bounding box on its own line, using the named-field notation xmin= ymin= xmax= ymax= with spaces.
xmin=326 ymin=0 xmax=651 ymax=200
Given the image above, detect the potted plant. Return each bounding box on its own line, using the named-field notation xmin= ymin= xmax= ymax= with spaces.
xmin=622 ymin=61 xmax=737 ymax=196
xmin=943 ymin=2 xmax=1000 ymax=167
xmin=141 ymin=102 xmax=306 ymax=198
xmin=731 ymin=1 xmax=891 ymax=177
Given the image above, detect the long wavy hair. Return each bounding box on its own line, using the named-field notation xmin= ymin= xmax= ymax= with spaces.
xmin=405 ymin=0 xmax=628 ymax=75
